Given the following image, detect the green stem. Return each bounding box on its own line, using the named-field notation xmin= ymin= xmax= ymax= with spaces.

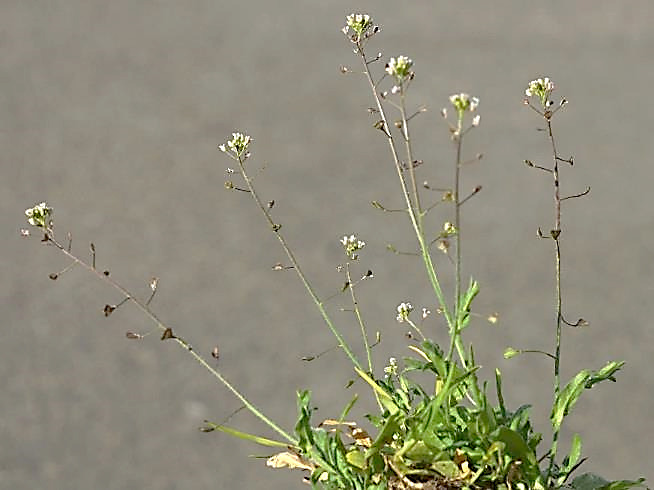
xmin=447 ymin=130 xmax=481 ymax=405
xmin=345 ymin=263 xmax=382 ymax=411
xmin=357 ymin=44 xmax=454 ymax=335
xmin=45 ymin=233 xmax=297 ymax=445
xmin=399 ymin=93 xmax=423 ymax=220
xmin=545 ymin=117 xmax=564 ymax=483
xmin=345 ymin=263 xmax=373 ymax=373
xmin=234 ymin=156 xmax=363 ymax=371
xmin=447 ymin=132 xmax=465 ymax=364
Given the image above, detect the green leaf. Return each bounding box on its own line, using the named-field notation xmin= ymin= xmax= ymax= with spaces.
xmin=568 ymin=433 xmax=583 ymax=465
xmin=495 ymin=368 xmax=507 ymax=418
xmin=355 ymin=367 xmax=399 ymax=415
xmin=432 ymin=460 xmax=459 ymax=478
xmin=366 ymin=412 xmax=401 ymax=457
xmin=503 ymin=347 xmax=520 ymax=359
xmin=345 ymin=449 xmax=366 ymax=470
xmin=403 ymin=440 xmax=442 ymax=462
xmin=601 ymin=479 xmax=647 ymax=490
xmin=551 ymin=361 xmax=624 ymax=431
xmin=570 ymin=471 xmax=607 ymax=489
xmin=457 ymin=278 xmax=479 ymax=331
xmin=570 ymin=473 xmax=646 ymax=490
xmin=200 ymin=421 xmax=289 ymax=448
xmin=558 ymin=433 xmax=583 ymax=484
xmin=491 ymin=427 xmax=537 ymax=464
xmin=587 ymin=361 xmax=625 ymax=387
xmin=339 ymin=394 xmax=358 ymax=422
xmin=295 ymin=390 xmax=315 ymax=453
xmin=406 ymin=340 xmax=446 ymax=376
xmin=509 ymin=404 xmax=532 ymax=431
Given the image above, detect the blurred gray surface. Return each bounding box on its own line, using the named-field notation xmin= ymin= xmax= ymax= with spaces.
xmin=3 ymin=1 xmax=653 ymax=489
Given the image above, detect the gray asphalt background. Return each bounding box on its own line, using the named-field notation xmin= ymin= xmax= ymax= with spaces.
xmin=3 ymin=1 xmax=653 ymax=489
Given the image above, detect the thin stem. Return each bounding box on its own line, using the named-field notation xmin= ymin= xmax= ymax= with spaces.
xmin=399 ymin=93 xmax=422 ymax=219
xmin=445 ymin=130 xmax=481 ymax=406
xmin=44 ymin=232 xmax=297 ymax=445
xmin=545 ymin=117 xmax=564 ymax=482
xmin=356 ymin=43 xmax=455 ymax=337
xmin=405 ymin=318 xmax=425 ymax=342
xmin=345 ymin=263 xmax=382 ymax=411
xmin=234 ymin=156 xmax=363 ymax=371
xmin=344 ymin=263 xmax=373 ymax=373
xmin=449 ymin=133 xmax=464 ymax=363
xmin=454 ymin=135 xmax=462 ymax=317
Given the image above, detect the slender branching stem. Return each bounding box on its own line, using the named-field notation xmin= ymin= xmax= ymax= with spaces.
xmin=43 ymin=232 xmax=297 ymax=445
xmin=454 ymin=134 xmax=463 ymax=324
xmin=344 ymin=263 xmax=373 ymax=373
xmin=547 ymin=116 xmax=564 ymax=481
xmin=344 ymin=262 xmax=383 ymax=411
xmin=356 ymin=43 xmax=455 ymax=340
xmin=399 ymin=93 xmax=423 ymax=219
xmin=444 ymin=129 xmax=481 ymax=406
xmin=449 ymin=132 xmax=465 ymax=366
xmin=405 ymin=318 xmax=426 ymax=342
xmin=234 ymin=155 xmax=363 ymax=371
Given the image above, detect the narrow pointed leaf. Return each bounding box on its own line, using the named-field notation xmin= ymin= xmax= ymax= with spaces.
xmin=355 ymin=367 xmax=398 ymax=414
xmin=202 ymin=422 xmax=289 ymax=448
xmin=551 ymin=361 xmax=624 ymax=431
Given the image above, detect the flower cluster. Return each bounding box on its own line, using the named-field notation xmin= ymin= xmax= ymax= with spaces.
xmin=25 ymin=202 xmax=53 ymax=229
xmin=385 ymin=56 xmax=413 ymax=83
xmin=342 ymin=14 xmax=375 ymax=42
xmin=383 ymin=357 xmax=398 ymax=378
xmin=449 ymin=93 xmax=479 ymax=113
xmin=525 ymin=77 xmax=555 ymax=108
xmin=396 ymin=302 xmax=413 ymax=323
xmin=219 ymin=132 xmax=252 ymax=159
xmin=449 ymin=93 xmax=480 ymax=127
xmin=340 ymin=234 xmax=365 ymax=260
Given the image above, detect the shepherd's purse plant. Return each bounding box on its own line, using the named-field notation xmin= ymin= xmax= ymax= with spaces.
xmin=21 ymin=12 xmax=646 ymax=490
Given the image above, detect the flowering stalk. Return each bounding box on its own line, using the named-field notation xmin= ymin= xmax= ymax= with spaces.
xmin=445 ymin=94 xmax=480 ymax=366
xmin=344 ymin=17 xmax=489 ymax=410
xmin=387 ymin=56 xmax=423 ymax=216
xmin=395 ymin=301 xmax=425 ymax=340
xmin=343 ymin=259 xmax=384 ymax=411
xmin=524 ymin=77 xmax=589 ymax=483
xmin=220 ymin=135 xmax=363 ymax=371
xmin=22 ymin=202 xmax=296 ymax=445
xmin=344 ymin=18 xmax=456 ymax=355
xmin=344 ymin=262 xmax=373 ymax=372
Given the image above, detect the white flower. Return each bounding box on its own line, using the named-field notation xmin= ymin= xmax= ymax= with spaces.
xmin=449 ymin=93 xmax=479 ymax=113
xmin=385 ymin=56 xmax=413 ymax=81
xmin=396 ymin=302 xmax=413 ymax=323
xmin=383 ymin=357 xmax=398 ymax=377
xmin=340 ymin=234 xmax=365 ymax=260
xmin=220 ymin=132 xmax=252 ymax=158
xmin=344 ymin=13 xmax=374 ymax=40
xmin=25 ymin=202 xmax=53 ymax=228
xmin=525 ymin=77 xmax=554 ymax=97
xmin=525 ymin=77 xmax=555 ymax=107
